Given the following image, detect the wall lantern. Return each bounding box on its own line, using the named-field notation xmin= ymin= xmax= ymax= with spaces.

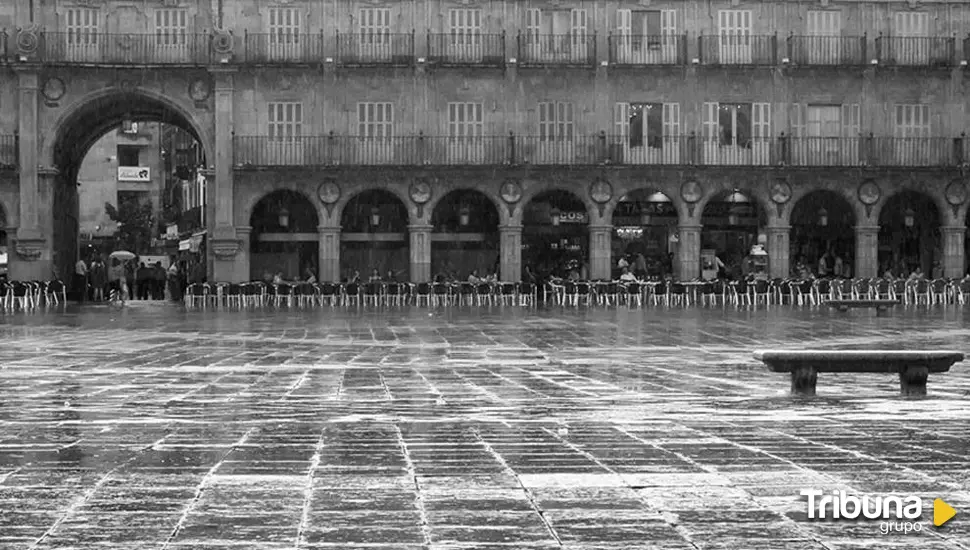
xmin=459 ymin=205 xmax=471 ymax=227
xmin=278 ymin=207 xmax=290 ymax=228
xmin=904 ymin=207 xmax=915 ymax=228
xmin=370 ymin=206 xmax=381 ymax=227
xmin=550 ymin=207 xmax=561 ymax=227
xmin=817 ymin=207 xmax=828 ymax=227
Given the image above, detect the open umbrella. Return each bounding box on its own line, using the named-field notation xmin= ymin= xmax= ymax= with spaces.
xmin=109 ymin=250 xmax=136 ymax=261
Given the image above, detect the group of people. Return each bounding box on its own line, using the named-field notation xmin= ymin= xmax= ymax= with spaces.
xmin=73 ymin=255 xmax=206 ymax=303
xmin=792 ymin=251 xmax=853 ymax=280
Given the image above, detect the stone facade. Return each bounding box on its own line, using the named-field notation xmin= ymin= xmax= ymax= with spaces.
xmin=2 ymin=0 xmax=970 ymax=282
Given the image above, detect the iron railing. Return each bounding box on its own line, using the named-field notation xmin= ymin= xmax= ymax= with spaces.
xmin=0 ymin=30 xmax=7 ymax=62
xmin=335 ymin=31 xmax=414 ymax=66
xmin=787 ymin=35 xmax=867 ymax=66
xmin=0 ymin=135 xmax=17 ymax=168
xmin=234 ymin=134 xmax=969 ymax=168
xmin=242 ymin=32 xmax=326 ymax=64
xmin=38 ymin=32 xmax=215 ymax=65
xmin=426 ymin=32 xmax=505 ymax=66
xmin=517 ymin=33 xmax=596 ymax=66
xmin=698 ymin=34 xmax=778 ymax=65
xmin=607 ymin=34 xmax=688 ymax=66
xmin=875 ymin=35 xmax=956 ymax=67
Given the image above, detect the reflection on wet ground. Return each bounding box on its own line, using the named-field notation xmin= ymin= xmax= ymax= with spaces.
xmin=1 ymin=303 xmax=969 ymax=549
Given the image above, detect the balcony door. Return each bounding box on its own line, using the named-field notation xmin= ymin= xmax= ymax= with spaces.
xmin=616 ymin=9 xmax=677 ymax=64
xmin=525 ymin=9 xmax=586 ymax=62
xmin=448 ymin=103 xmax=484 ymax=164
xmin=894 ymin=104 xmax=930 ymax=165
xmin=268 ymin=7 xmax=301 ymax=62
xmin=806 ymin=10 xmax=841 ymax=64
xmin=703 ymin=102 xmax=769 ymax=165
xmin=718 ymin=10 xmax=751 ymax=64
xmin=614 ymin=103 xmax=680 ymax=165
xmin=357 ymin=102 xmax=395 ymax=164
xmin=449 ymin=9 xmax=482 ymax=62
xmin=359 ymin=8 xmax=392 ymax=62
xmin=267 ymin=103 xmax=304 ymax=165
xmin=806 ymin=105 xmax=842 ymax=164
xmin=65 ymin=8 xmax=100 ymax=63
xmin=154 ymin=9 xmax=188 ymax=63
xmin=535 ymin=102 xmax=574 ymax=164
xmin=893 ymin=12 xmax=928 ymax=65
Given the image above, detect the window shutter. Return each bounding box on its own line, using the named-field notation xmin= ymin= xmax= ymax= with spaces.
xmin=663 ymin=103 xmax=680 ymax=137
xmin=527 ymin=8 xmax=540 ymax=37
xmin=841 ymin=103 xmax=859 ymax=137
xmin=702 ymin=102 xmax=719 ymax=140
xmin=571 ymin=9 xmax=587 ymax=38
xmin=614 ymin=102 xmax=630 ymax=140
xmin=617 ymin=9 xmax=631 ymax=35
xmin=790 ymin=104 xmax=806 ymax=137
xmin=661 ymin=10 xmax=676 ymax=34
xmin=752 ymin=103 xmax=771 ymax=138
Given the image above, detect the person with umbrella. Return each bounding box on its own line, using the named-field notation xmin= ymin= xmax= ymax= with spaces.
xmin=108 ymin=251 xmax=136 ymax=304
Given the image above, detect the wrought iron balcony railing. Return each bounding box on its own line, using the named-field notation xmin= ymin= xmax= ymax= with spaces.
xmin=786 ymin=35 xmax=867 ymax=66
xmin=698 ymin=34 xmax=778 ymax=66
xmin=35 ymin=32 xmax=215 ymax=65
xmin=875 ymin=35 xmax=956 ymax=67
xmin=241 ymin=32 xmax=326 ymax=64
xmin=607 ymin=34 xmax=688 ymax=66
xmin=234 ymin=134 xmax=969 ymax=168
xmin=517 ymin=33 xmax=596 ymax=66
xmin=335 ymin=31 xmax=415 ymax=67
xmin=426 ymin=32 xmax=505 ymax=66
xmin=0 ymin=135 xmax=17 ymax=169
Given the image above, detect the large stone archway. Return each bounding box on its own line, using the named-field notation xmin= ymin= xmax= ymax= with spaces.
xmin=249 ymin=189 xmax=320 ymax=281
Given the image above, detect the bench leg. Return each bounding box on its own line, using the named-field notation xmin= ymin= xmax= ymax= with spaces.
xmin=899 ymin=366 xmax=929 ymax=397
xmin=790 ymin=366 xmax=818 ymax=397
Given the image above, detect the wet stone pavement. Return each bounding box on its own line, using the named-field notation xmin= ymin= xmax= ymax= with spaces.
xmin=0 ymin=304 xmax=969 ymax=550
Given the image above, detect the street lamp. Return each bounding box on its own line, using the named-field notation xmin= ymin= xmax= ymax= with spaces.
xmin=370 ymin=206 xmax=381 ymax=227
xmin=459 ymin=205 xmax=470 ymax=227
xmin=904 ymin=207 xmax=915 ymax=228
xmin=278 ymin=207 xmax=289 ymax=229
xmin=550 ymin=207 xmax=561 ymax=227
xmin=817 ymin=207 xmax=828 ymax=227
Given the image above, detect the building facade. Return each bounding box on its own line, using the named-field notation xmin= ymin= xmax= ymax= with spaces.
xmin=1 ymin=0 xmax=970 ymax=283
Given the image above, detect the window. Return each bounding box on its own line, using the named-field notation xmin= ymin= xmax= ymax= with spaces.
xmin=894 ymin=12 xmax=928 ymax=36
xmin=359 ymin=8 xmax=391 ymax=43
xmin=66 ymin=8 xmax=99 ymax=46
xmin=357 ymin=103 xmax=393 ymax=138
xmin=268 ymin=102 xmax=303 ymax=142
xmin=614 ymin=103 xmax=680 ymax=148
xmin=448 ymin=103 xmax=483 ymax=138
xmin=703 ymin=103 xmax=770 ymax=147
xmin=117 ymin=146 xmax=140 ymax=167
xmin=155 ymin=9 xmax=187 ymax=46
xmin=538 ymin=102 xmax=573 ymax=141
xmin=450 ymin=9 xmax=481 ymax=43
xmin=717 ymin=10 xmax=751 ymax=63
xmin=894 ymin=104 xmax=930 ymax=137
xmin=719 ymin=104 xmax=752 ymax=147
xmin=269 ymin=7 xmax=301 ymax=46
xmin=806 ymin=105 xmax=842 ymax=138
xmin=121 ymin=121 xmax=139 ymax=134
xmin=807 ymin=11 xmax=841 ymax=36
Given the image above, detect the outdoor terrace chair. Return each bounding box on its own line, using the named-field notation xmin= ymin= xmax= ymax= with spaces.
xmin=730 ymin=280 xmax=749 ymax=307
xmin=496 ymin=282 xmax=516 ymax=306
xmin=476 ymin=283 xmax=494 ymax=306
xmin=0 ymin=282 xmax=9 ymax=310
xmin=362 ymin=282 xmax=382 ymax=307
xmin=414 ymin=282 xmax=432 ymax=307
xmin=383 ymin=282 xmax=403 ymax=306
xmin=240 ymin=282 xmax=263 ymax=307
xmin=622 ymin=282 xmax=643 ymax=308
xmin=873 ymin=279 xmax=892 ymax=300
xmin=812 ymin=278 xmax=832 ymax=304
xmin=344 ymin=283 xmax=361 ymax=307
xmin=909 ymin=279 xmax=931 ymax=306
xmin=955 ymin=279 xmax=970 ymax=305
xmin=792 ymin=279 xmax=815 ymax=306
xmin=698 ymin=281 xmax=717 ymax=307
xmin=749 ymin=279 xmax=770 ymax=306
xmin=595 ymin=281 xmax=620 ymax=306
xmin=44 ymin=280 xmax=67 ymax=306
xmin=517 ymin=282 xmax=537 ymax=306
xmin=890 ymin=279 xmax=908 ymax=304
xmin=318 ymin=283 xmax=339 ymax=306
xmin=431 ymin=282 xmax=451 ymax=306
xmin=652 ymin=280 xmax=669 ymax=306
xmin=271 ymin=283 xmax=294 ymax=307
xmin=772 ymin=279 xmax=793 ymax=305
xmin=668 ymin=282 xmax=688 ymax=307
xmin=458 ymin=282 xmax=476 ymax=306
xmin=295 ymin=283 xmax=316 ymax=307
xmin=930 ymin=279 xmax=951 ymax=305
xmin=185 ymin=283 xmax=208 ymax=308
xmin=834 ymin=279 xmax=854 ymax=300
xmin=222 ymin=283 xmax=243 ymax=308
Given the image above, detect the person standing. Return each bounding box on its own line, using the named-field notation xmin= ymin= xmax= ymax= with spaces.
xmin=152 ymin=262 xmax=166 ymax=299
xmin=136 ymin=262 xmax=150 ymax=300
xmin=73 ymin=256 xmax=88 ymax=302
xmin=89 ymin=257 xmax=107 ymax=302
xmin=168 ymin=261 xmax=181 ymax=302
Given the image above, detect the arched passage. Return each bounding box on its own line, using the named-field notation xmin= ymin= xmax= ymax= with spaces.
xmin=611 ymin=189 xmax=677 ymax=279
xmin=701 ymin=190 xmax=767 ymax=279
xmin=879 ymin=190 xmax=941 ymax=277
xmin=249 ymin=190 xmax=319 ymax=281
xmin=523 ymin=189 xmax=589 ymax=279
xmin=790 ymin=190 xmax=856 ymax=277
xmin=43 ymin=90 xmax=210 ymax=283
xmin=340 ymin=189 xmax=410 ymax=281
xmin=430 ymin=189 xmax=500 ymax=280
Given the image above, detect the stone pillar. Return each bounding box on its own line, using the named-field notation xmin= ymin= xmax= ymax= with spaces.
xmin=408 ymin=224 xmax=432 ymax=283
xmin=766 ymin=225 xmax=791 ymax=279
xmin=854 ymin=225 xmax=880 ymax=279
xmin=677 ymin=224 xmax=702 ymax=280
xmin=941 ymin=225 xmax=966 ymax=279
xmin=209 ymin=68 xmax=239 ymax=282
xmin=499 ymin=224 xmax=522 ymax=282
xmin=10 ymin=69 xmax=49 ymax=281
xmin=235 ymin=225 xmax=251 ymax=282
xmin=318 ymin=225 xmax=341 ymax=282
xmin=588 ymin=224 xmax=612 ymax=280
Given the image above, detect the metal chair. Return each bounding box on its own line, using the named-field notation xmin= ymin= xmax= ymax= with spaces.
xmin=517 ymin=282 xmax=537 ymax=306
xmin=318 ymin=283 xmax=339 ymax=306
xmin=414 ymin=282 xmax=432 ymax=307
xmin=343 ymin=283 xmax=361 ymax=307
xmin=362 ymin=282 xmax=382 ymax=307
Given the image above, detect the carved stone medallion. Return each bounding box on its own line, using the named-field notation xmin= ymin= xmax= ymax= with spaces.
xmin=681 ymin=180 xmax=703 ymax=203
xmin=42 ymin=78 xmax=66 ymax=102
xmin=500 ymin=179 xmax=522 ymax=203
xmin=858 ymin=180 xmax=881 ymax=205
xmin=770 ymin=180 xmax=792 ymax=204
xmin=589 ymin=179 xmax=613 ymax=204
xmin=945 ymin=181 xmax=967 ymax=206
xmin=318 ymin=180 xmax=341 ymax=204
xmin=188 ymin=79 xmax=211 ymax=102
xmin=409 ymin=179 xmax=432 ymax=204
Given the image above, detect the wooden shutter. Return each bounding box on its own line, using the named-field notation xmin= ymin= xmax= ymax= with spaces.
xmin=662 ymin=103 xmax=680 ymax=137
xmin=661 ymin=10 xmax=676 ymax=35
xmin=790 ymin=103 xmax=806 ymax=137
xmin=752 ymin=103 xmax=771 ymax=138
xmin=616 ymin=9 xmax=631 ymax=36
xmin=841 ymin=104 xmax=860 ymax=137
xmin=571 ymin=9 xmax=587 ymax=38
xmin=702 ymin=102 xmax=719 ymax=141
xmin=614 ymin=102 xmax=630 ymax=141
xmin=527 ymin=8 xmax=541 ymax=38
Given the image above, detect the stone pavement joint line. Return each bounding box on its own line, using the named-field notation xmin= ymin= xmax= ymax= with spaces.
xmin=395 ymin=424 xmax=433 ymax=547
xmin=296 ymin=429 xmax=326 ymax=548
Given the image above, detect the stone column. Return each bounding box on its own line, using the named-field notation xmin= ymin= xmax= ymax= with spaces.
xmin=10 ymin=69 xmax=49 ymax=281
xmin=235 ymin=225 xmax=251 ymax=282
xmin=941 ymin=225 xmax=966 ymax=279
xmin=677 ymin=224 xmax=702 ymax=280
xmin=318 ymin=225 xmax=341 ymax=282
xmin=766 ymin=225 xmax=791 ymax=279
xmin=588 ymin=224 xmax=612 ymax=280
xmin=408 ymin=224 xmax=432 ymax=283
xmin=499 ymin=224 xmax=522 ymax=282
xmin=854 ymin=225 xmax=880 ymax=279
xmin=209 ymin=68 xmax=239 ymax=282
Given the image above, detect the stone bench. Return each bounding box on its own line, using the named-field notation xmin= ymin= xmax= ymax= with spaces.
xmin=753 ymin=350 xmax=964 ymax=397
xmin=826 ymin=299 xmax=900 ymax=316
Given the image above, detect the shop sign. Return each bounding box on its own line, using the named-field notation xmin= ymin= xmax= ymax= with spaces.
xmin=118 ymin=166 xmax=151 ymax=182
xmin=559 ymin=211 xmax=587 ymax=224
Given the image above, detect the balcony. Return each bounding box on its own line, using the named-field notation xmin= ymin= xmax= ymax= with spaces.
xmin=786 ymin=35 xmax=867 ymax=66
xmin=875 ymin=36 xmax=956 ymax=67
xmin=234 ymin=135 xmax=512 ymax=166
xmin=608 ymin=34 xmax=687 ymax=66
xmin=335 ymin=32 xmax=415 ymax=67
xmin=36 ymin=32 xmax=215 ymax=65
xmin=0 ymin=135 xmax=17 ymax=169
xmin=698 ymin=34 xmax=778 ymax=66
xmin=242 ymin=32 xmax=326 ymax=65
xmin=426 ymin=32 xmax=505 ymax=67
xmin=517 ymin=33 xmax=596 ymax=67
xmin=606 ymin=135 xmax=697 ymax=165
xmin=781 ymin=136 xmax=965 ymax=167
